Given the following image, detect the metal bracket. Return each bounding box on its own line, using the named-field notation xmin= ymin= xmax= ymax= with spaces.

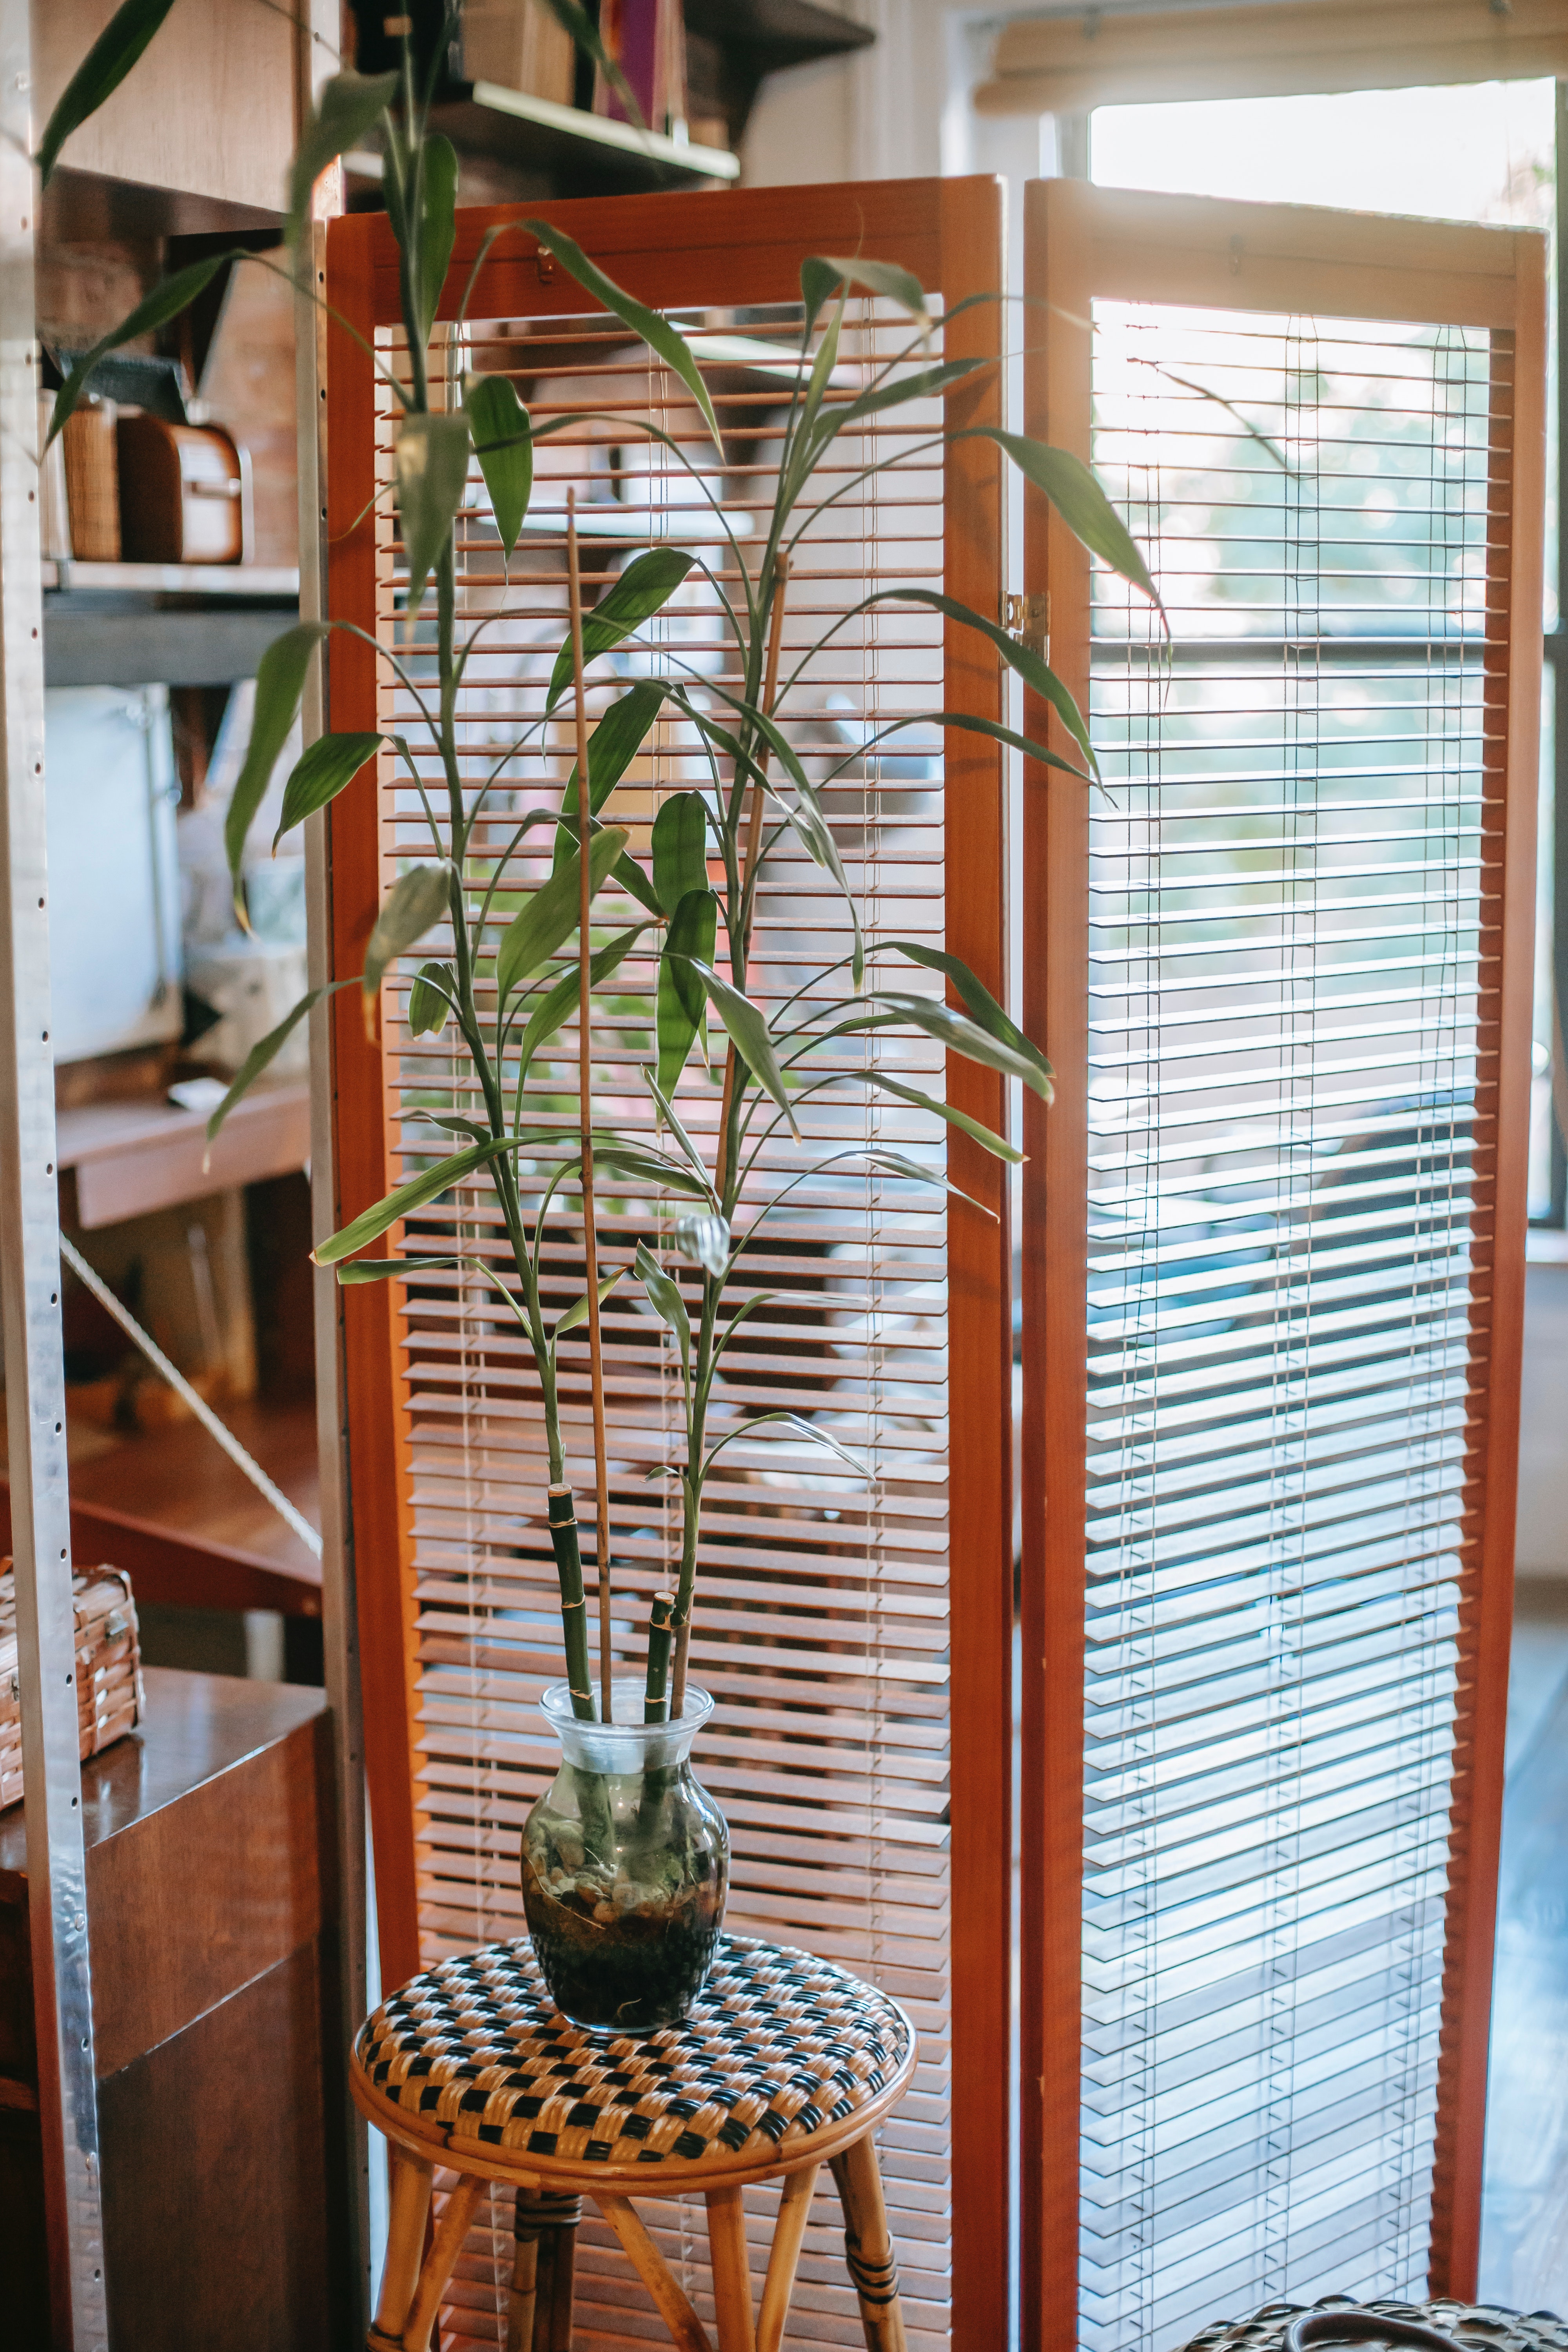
xmin=1004 ymin=591 xmax=1050 ymax=661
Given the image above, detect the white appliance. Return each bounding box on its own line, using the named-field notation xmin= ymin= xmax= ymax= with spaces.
xmin=45 ymin=686 xmax=182 ymax=1063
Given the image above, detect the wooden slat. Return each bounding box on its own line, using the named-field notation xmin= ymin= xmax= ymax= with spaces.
xmin=323 ymin=213 xmax=424 ymax=1994
xmin=1429 ymin=233 xmax=1548 ymax=2298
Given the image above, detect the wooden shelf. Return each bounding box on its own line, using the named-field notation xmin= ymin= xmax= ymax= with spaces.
xmin=42 ymin=565 xmax=299 ymax=688
xmin=422 ymin=82 xmax=738 ymax=198
xmin=56 ymin=1078 xmax=311 ymax=1230
xmin=43 ymin=561 xmax=298 ymax=597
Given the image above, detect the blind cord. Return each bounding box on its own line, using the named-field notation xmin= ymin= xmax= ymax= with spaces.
xmin=58 ymin=1232 xmax=324 ymax=1561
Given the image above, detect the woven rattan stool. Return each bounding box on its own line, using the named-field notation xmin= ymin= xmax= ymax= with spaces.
xmin=1176 ymin=2299 xmax=1568 ymax=2352
xmin=351 ymin=1933 xmax=916 ymax=2352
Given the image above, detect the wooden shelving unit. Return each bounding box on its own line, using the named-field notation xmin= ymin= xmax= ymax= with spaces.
xmin=43 ymin=563 xmax=300 ymax=689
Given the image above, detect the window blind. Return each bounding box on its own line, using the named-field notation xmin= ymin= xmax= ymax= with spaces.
xmin=322 ymin=184 xmax=1012 ymax=2352
xmin=975 ymin=0 xmax=1568 ymax=118
xmin=1021 ymin=185 xmax=1541 ymax=2352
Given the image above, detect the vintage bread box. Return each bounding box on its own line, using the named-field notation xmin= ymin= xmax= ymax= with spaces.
xmin=116 ymin=414 xmax=252 ymax=565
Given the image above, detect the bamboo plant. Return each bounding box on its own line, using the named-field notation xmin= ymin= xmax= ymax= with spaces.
xmin=38 ymin=16 xmax=1160 ymax=1733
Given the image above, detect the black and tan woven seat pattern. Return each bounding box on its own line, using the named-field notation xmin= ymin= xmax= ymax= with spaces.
xmin=1177 ymin=2303 xmax=1568 ymax=2352
xmin=354 ymin=1933 xmax=913 ymax=2170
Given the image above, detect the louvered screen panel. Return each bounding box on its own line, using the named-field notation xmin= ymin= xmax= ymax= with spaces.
xmin=1021 ymin=187 xmax=1543 ymax=2352
xmin=322 ymin=185 xmax=1011 ymax=2352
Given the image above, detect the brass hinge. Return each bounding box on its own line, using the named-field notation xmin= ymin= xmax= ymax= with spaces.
xmin=1003 ymin=591 xmax=1050 ymax=661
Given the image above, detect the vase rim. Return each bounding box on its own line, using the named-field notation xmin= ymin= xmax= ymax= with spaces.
xmin=539 ymin=1677 xmax=713 ymax=1739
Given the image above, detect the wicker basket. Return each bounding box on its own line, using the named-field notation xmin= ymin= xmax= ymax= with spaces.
xmin=60 ymin=397 xmax=120 ymax=563
xmin=0 ymin=1562 xmax=144 ymax=1808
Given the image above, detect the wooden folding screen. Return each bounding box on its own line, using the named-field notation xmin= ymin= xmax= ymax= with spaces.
xmin=322 ymin=179 xmax=1012 ymax=2352
xmin=1020 ymin=184 xmax=1543 ymax=2352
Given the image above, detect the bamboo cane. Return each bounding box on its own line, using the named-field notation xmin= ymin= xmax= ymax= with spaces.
xmin=714 ymin=551 xmax=790 ymax=1201
xmin=567 ymin=490 xmax=616 ymax=1721
xmin=673 ymin=557 xmax=790 ymax=1716
xmin=643 ymin=1592 xmax=674 ymax=1725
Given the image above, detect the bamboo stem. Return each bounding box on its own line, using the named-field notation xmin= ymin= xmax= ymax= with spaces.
xmin=714 ymin=552 xmax=790 ymax=1202
xmin=643 ymin=1592 xmax=674 ymax=1724
xmin=547 ymin=1487 xmax=596 ymax=1721
xmin=568 ymin=490 xmax=615 ymax=1721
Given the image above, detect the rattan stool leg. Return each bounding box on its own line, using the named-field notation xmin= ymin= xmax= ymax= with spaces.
xmin=757 ymin=2162 xmax=819 ymax=2352
xmin=597 ymin=2193 xmax=713 ymax=2352
xmin=829 ymin=2135 xmax=907 ymax=2352
xmin=509 ymin=2189 xmax=583 ymax=2352
xmin=369 ymin=2147 xmax=434 ymax=2349
xmin=403 ymin=2174 xmax=486 ymax=2352
xmin=706 ymin=2183 xmax=756 ymax=2352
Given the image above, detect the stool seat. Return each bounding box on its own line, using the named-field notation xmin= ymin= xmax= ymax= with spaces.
xmin=352 ymin=1935 xmax=916 ymax=2352
xmin=353 ymin=1933 xmax=913 ymax=2184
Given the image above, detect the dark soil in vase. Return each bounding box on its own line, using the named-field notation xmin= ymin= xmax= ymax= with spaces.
xmin=521 ymin=1842 xmax=726 ymax=2030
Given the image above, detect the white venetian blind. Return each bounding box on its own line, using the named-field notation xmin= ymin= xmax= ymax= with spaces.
xmin=370 ymin=296 xmax=957 ymax=2352
xmin=1076 ymin=298 xmax=1505 ymax=2349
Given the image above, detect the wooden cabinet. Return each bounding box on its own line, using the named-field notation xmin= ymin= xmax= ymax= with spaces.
xmin=0 ymin=1668 xmax=347 ymax=2350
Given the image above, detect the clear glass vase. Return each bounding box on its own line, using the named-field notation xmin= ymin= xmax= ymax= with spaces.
xmin=520 ymin=1679 xmax=729 ymax=2032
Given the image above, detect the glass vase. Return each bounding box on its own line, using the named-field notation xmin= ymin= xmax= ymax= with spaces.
xmin=520 ymin=1678 xmax=729 ymax=2032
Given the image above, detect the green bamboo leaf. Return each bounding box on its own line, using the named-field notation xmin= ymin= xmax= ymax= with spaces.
xmin=49 ymin=252 xmax=236 ymax=445
xmin=554 ymin=681 xmax=667 ymax=872
xmin=410 ymin=1107 xmax=491 ymax=1143
xmin=494 ymin=825 xmax=629 ymax=1002
xmin=680 ymin=958 xmax=798 ymax=1136
xmin=225 ymin=621 xmax=330 ymax=893
xmin=408 ymin=961 xmax=455 ymax=1038
xmin=866 ymin=1073 xmax=1024 ymax=1164
xmin=810 ymin=354 xmax=990 ymax=450
xmin=336 ymin=1255 xmax=461 ymax=1285
xmin=37 ymin=0 xmax=181 ymax=186
xmin=552 ymin=1266 xmax=626 ymax=1353
xmin=709 ymin=1289 xmax=776 ymax=1365
xmin=869 ymin=990 xmax=1055 ymax=1102
xmin=802 ymin=256 xmax=930 ymax=336
xmin=466 ymin=374 xmax=533 ymax=556
xmin=881 ymin=940 xmax=1052 ymax=1093
xmin=961 ymin=429 xmax=1162 ymax=612
xmin=417 ymin=134 xmax=459 ymax=343
xmin=651 ymin=791 xmax=710 ymax=917
xmin=544 ymin=547 xmax=695 ymax=713
xmin=515 ymin=924 xmax=653 ymax=1080
xmin=314 ymin=1139 xmax=506 ymax=1266
xmin=524 ymin=220 xmax=720 ymax=447
xmin=676 ymin=692 xmax=863 ymax=979
xmin=273 ymin=730 xmax=386 ymax=849
xmin=847 ymin=1144 xmax=998 ymax=1219
xmin=643 ymin=1073 xmax=714 ymax=1200
xmin=396 ymin=410 xmax=472 ymax=615
xmin=363 ymin=864 xmax=453 ymax=1003
xmin=879 ymin=588 xmax=1097 ymax=775
xmin=204 ymin=976 xmax=358 ymax=1147
xmin=590 ymin=1140 xmax=710 ymax=1200
xmin=635 ymin=1241 xmax=690 ymax=1381
xmin=935 ymin=709 xmax=1089 ymax=781
xmin=657 ymin=889 xmax=717 ymax=1094
xmin=671 ymin=1213 xmax=730 ymax=1279
xmin=286 ymin=70 xmax=399 ymax=247
xmin=704 ymin=1409 xmax=866 ymax=1477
